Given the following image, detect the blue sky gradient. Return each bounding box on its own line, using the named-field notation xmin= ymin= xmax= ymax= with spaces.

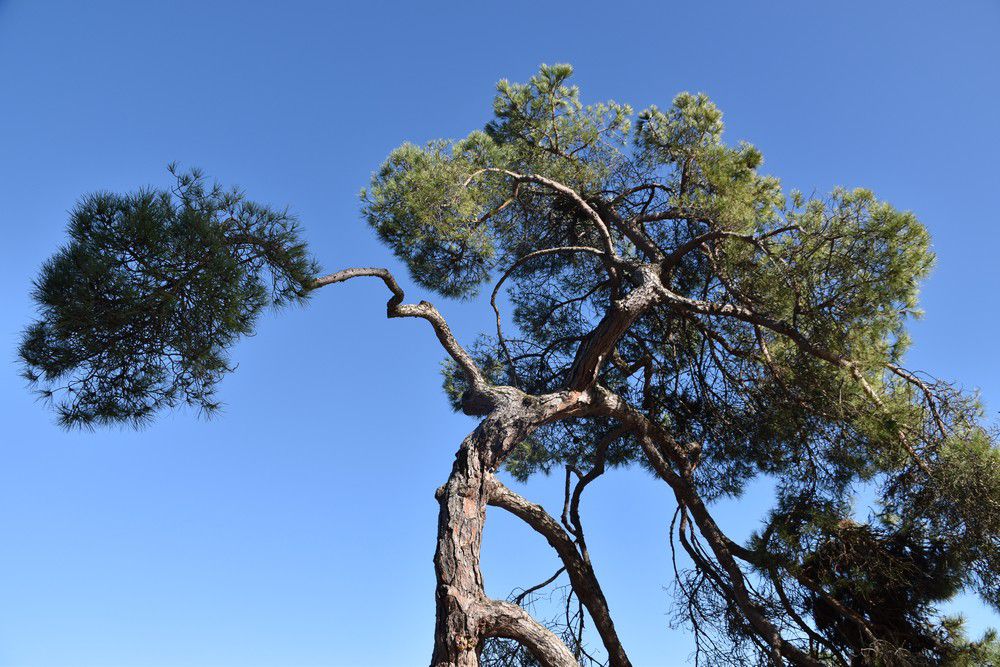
xmin=1 ymin=1 xmax=998 ymax=665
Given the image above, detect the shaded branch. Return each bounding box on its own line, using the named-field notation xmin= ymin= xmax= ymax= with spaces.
xmin=654 ymin=284 xmax=934 ymax=476
xmin=591 ymin=386 xmax=825 ymax=667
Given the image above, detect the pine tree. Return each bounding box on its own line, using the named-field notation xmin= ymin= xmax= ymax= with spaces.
xmin=21 ymin=65 xmax=1000 ymax=666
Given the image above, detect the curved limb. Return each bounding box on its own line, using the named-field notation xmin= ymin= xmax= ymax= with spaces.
xmin=311 ymin=267 xmax=490 ymax=398
xmin=487 ymin=476 xmax=632 ymax=667
xmin=308 ymin=267 xmax=578 ymax=664
xmin=464 ymin=168 xmax=618 ymax=265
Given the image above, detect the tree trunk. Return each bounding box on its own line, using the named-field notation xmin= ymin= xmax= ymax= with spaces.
xmin=431 ymin=402 xmax=581 ymax=667
xmin=430 ymin=440 xmax=489 ymax=666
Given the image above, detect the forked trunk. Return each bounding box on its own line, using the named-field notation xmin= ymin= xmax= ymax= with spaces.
xmin=430 ymin=406 xmax=580 ymax=667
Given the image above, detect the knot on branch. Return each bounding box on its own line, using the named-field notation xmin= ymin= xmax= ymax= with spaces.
xmin=461 ymin=388 xmax=495 ymax=416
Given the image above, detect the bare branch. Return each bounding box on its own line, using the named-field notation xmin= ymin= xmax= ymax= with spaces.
xmin=512 ymin=567 xmax=567 ymax=607
xmin=591 ymin=386 xmax=825 ymax=667
xmin=312 ymin=267 xmax=488 ymax=392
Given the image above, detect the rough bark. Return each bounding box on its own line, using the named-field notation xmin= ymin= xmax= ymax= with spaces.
xmin=431 ymin=391 xmax=593 ymax=667
xmin=431 ymin=439 xmax=493 ymax=667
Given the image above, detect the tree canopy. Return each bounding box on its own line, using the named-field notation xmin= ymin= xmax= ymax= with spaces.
xmin=21 ymin=65 xmax=1000 ymax=666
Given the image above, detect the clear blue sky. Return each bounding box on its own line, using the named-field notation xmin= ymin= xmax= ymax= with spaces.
xmin=1 ymin=1 xmax=998 ymax=665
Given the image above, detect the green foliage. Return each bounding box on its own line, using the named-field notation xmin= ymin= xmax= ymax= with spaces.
xmin=890 ymin=426 xmax=1000 ymax=611
xmin=362 ymin=64 xmax=631 ymax=299
xmin=20 ymin=167 xmax=318 ymax=428
xmin=488 ymin=63 xmax=632 ymax=189
xmin=942 ymin=626 xmax=1000 ymax=666
xmin=362 ymin=140 xmax=497 ymax=298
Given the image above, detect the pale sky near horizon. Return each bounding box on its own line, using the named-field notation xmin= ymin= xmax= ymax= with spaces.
xmin=1 ymin=1 xmax=999 ymax=665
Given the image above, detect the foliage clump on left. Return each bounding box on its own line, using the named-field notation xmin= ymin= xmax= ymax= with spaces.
xmin=19 ymin=166 xmax=318 ymax=428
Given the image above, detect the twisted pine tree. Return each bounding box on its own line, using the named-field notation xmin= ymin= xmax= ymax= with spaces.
xmin=21 ymin=66 xmax=1000 ymax=666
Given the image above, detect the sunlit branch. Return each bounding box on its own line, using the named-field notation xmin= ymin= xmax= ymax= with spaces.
xmin=312 ymin=267 xmax=488 ymax=392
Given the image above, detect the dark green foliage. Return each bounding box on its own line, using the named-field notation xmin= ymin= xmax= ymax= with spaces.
xmin=20 ymin=166 xmax=317 ymax=428
xmin=889 ymin=427 xmax=1000 ymax=610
